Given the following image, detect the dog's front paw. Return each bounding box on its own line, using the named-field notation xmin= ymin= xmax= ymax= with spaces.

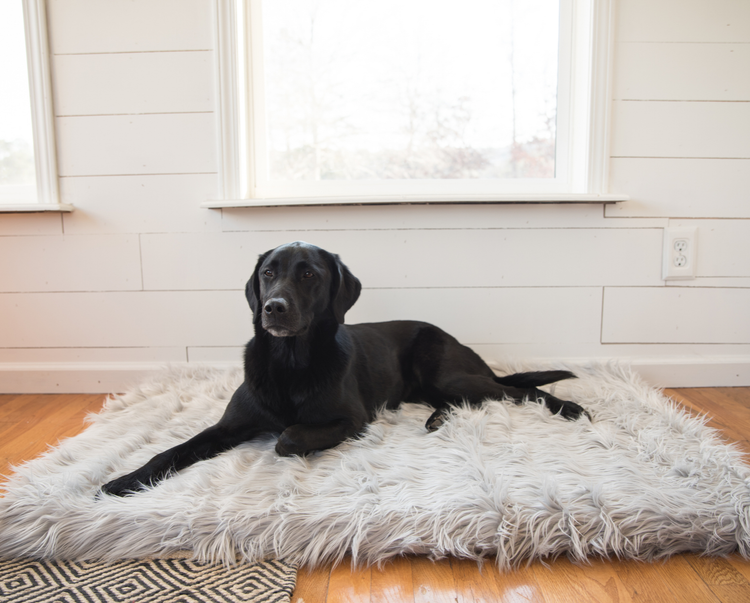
xmin=275 ymin=428 xmax=306 ymax=457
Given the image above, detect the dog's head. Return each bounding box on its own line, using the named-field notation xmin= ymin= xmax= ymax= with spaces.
xmin=245 ymin=242 xmax=362 ymax=337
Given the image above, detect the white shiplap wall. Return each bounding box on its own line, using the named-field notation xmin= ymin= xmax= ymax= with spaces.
xmin=0 ymin=0 xmax=748 ymax=392
xmin=603 ymin=0 xmax=750 ymax=386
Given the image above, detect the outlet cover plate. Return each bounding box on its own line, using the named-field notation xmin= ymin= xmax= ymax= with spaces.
xmin=663 ymin=227 xmax=697 ymax=280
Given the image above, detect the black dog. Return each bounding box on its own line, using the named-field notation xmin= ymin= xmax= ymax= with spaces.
xmin=102 ymin=242 xmax=588 ymax=496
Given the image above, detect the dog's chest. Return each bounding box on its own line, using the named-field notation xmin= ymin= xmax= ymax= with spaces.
xmin=260 ymin=366 xmax=324 ymax=420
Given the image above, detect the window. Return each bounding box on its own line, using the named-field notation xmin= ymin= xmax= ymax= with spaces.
xmin=0 ymin=0 xmax=65 ymax=212
xmin=210 ymin=0 xmax=624 ymax=207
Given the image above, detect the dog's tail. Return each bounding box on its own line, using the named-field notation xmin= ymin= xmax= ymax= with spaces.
xmin=493 ymin=370 xmax=576 ymax=388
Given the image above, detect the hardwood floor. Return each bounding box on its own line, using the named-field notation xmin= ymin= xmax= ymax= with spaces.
xmin=2 ymin=387 xmax=750 ymax=602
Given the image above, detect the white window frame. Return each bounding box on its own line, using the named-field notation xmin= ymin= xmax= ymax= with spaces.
xmin=207 ymin=0 xmax=626 ymax=208
xmin=0 ymin=0 xmax=69 ymax=213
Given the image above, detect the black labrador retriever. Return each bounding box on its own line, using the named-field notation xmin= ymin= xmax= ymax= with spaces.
xmin=102 ymin=241 xmax=588 ymax=496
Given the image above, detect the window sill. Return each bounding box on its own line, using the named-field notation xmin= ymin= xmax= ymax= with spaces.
xmin=0 ymin=203 xmax=74 ymax=214
xmin=203 ymin=193 xmax=629 ymax=209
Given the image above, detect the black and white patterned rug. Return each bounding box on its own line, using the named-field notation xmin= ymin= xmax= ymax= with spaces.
xmin=0 ymin=556 xmax=297 ymax=603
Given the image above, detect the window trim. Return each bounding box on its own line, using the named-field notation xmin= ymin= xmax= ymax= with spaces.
xmin=0 ymin=0 xmax=70 ymax=214
xmin=207 ymin=0 xmax=626 ymax=208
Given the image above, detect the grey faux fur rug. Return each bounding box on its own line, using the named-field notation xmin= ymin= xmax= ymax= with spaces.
xmin=1 ymin=363 xmax=749 ymax=568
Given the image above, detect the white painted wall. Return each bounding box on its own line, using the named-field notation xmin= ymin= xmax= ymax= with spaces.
xmin=1 ymin=0 xmax=748 ymax=392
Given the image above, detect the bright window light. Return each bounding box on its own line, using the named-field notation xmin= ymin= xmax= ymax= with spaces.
xmin=0 ymin=1 xmax=38 ymax=204
xmin=262 ymin=0 xmax=559 ymax=183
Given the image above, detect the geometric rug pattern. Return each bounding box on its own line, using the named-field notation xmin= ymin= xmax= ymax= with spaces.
xmin=0 ymin=556 xmax=297 ymax=603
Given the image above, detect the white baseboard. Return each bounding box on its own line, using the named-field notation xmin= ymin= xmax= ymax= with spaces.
xmin=0 ymin=362 xmax=240 ymax=394
xmin=0 ymin=357 xmax=748 ymax=394
xmin=627 ymin=357 xmax=750 ymax=389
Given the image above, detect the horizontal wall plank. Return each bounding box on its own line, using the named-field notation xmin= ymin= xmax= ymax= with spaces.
xmin=617 ymin=0 xmax=750 ymax=42
xmin=140 ymin=232 xmax=285 ymax=292
xmin=53 ymin=51 xmax=214 ymax=116
xmin=348 ymin=288 xmax=603 ymax=345
xmin=472 ymin=342 xmax=750 ymax=363
xmin=0 ymin=235 xmax=141 ymax=292
xmin=61 ymin=174 xmax=221 ymax=234
xmin=220 ymin=203 xmax=667 ymax=232
xmin=0 ymin=288 xmax=601 ymax=348
xmin=607 ymin=158 xmax=750 ymax=218
xmin=187 ymin=347 xmax=245 ymax=363
xmin=0 ymin=213 xmax=63 ymax=236
xmin=602 ymin=287 xmax=750 ymax=343
xmin=0 ymin=347 xmax=186 ymax=364
xmin=140 ymin=229 xmax=663 ymax=291
xmin=48 ymin=0 xmax=214 ymax=54
xmin=57 ymin=114 xmax=217 ymax=176
xmin=614 ymin=43 xmax=750 ymax=101
xmin=0 ymin=292 xmax=251 ymax=348
xmin=611 ymin=101 xmax=750 ymax=158
xmin=670 ymin=219 xmax=750 ymax=277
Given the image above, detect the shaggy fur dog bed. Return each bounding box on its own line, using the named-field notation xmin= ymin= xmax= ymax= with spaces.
xmin=1 ymin=363 xmax=749 ymax=568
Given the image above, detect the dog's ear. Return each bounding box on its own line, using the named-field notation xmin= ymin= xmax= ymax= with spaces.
xmin=329 ymin=254 xmax=361 ymax=324
xmin=246 ymin=250 xmax=272 ymax=320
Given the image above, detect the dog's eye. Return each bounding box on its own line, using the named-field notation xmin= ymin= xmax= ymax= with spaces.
xmin=302 ymin=271 xmax=314 ymax=279
xmin=263 ymin=270 xmax=273 ymax=277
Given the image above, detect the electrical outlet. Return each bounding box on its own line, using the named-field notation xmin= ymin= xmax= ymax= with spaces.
xmin=663 ymin=227 xmax=697 ymax=280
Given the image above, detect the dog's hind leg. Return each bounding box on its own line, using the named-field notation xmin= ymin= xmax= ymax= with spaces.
xmin=424 ymin=403 xmax=451 ymax=432
xmin=424 ymin=375 xmax=589 ymax=431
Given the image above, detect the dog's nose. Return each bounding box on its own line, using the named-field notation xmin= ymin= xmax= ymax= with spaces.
xmin=264 ymin=298 xmax=288 ymax=315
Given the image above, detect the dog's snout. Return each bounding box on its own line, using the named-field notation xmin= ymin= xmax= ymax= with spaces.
xmin=264 ymin=298 xmax=288 ymax=315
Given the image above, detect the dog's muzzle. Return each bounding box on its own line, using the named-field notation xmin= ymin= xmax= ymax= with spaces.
xmin=262 ymin=298 xmax=304 ymax=337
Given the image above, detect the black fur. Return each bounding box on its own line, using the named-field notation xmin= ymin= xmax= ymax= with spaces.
xmin=102 ymin=242 xmax=588 ymax=496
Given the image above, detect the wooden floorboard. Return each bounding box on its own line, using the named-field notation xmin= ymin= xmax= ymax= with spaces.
xmin=0 ymin=393 xmax=106 ymax=476
xmin=411 ymin=557 xmax=456 ymax=603
xmin=1 ymin=386 xmax=750 ymax=602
